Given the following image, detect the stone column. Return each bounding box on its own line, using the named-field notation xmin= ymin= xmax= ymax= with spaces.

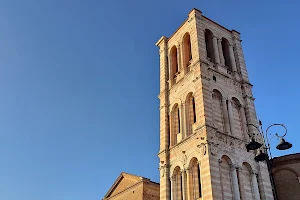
xmin=230 ymin=165 xmax=241 ymax=200
xmin=178 ymin=175 xmax=182 ymax=200
xmin=186 ymin=168 xmax=190 ymax=200
xmin=198 ymin=162 xmax=202 ymax=198
xmin=227 ymin=99 xmax=234 ymax=135
xmin=229 ymin=44 xmax=237 ymax=72
xmin=185 ymin=102 xmax=191 ymax=137
xmin=240 ymin=106 xmax=249 ymax=140
xmin=177 ymin=45 xmax=181 ymax=72
xmin=217 ymin=38 xmax=225 ymax=65
xmin=181 ymin=103 xmax=187 ymax=139
xmin=213 ymin=36 xmax=220 ymax=64
xmin=169 ymin=111 xmax=173 ymax=147
xmin=181 ymin=170 xmax=186 ymax=200
xmin=168 ymin=55 xmax=173 ymax=86
xmin=171 ymin=176 xmax=175 ymax=200
xmin=222 ymin=98 xmax=231 ymax=134
xmin=251 ymin=172 xmax=261 ymax=200
xmin=237 ymin=167 xmax=246 ymax=200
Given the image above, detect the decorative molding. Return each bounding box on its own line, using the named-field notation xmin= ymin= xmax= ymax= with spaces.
xmin=200 ymin=59 xmax=210 ymax=66
xmin=244 ymin=95 xmax=255 ymax=101
xmin=159 ymin=163 xmax=167 ymax=177
xmin=207 ymin=141 xmax=219 ymax=156
xmin=250 ymin=170 xmax=258 ymax=176
xmin=197 ymin=143 xmax=207 ymax=156
xmin=206 ymin=128 xmax=256 ymax=166
xmin=229 ymin=164 xmax=238 ymax=169
xmin=159 ymin=104 xmax=166 ymax=110
xmin=202 ymin=19 xmax=232 ymax=40
xmin=201 ymin=75 xmax=210 ymax=81
xmin=181 ymin=152 xmax=188 ymax=170
xmin=157 ymin=149 xmax=168 ymax=157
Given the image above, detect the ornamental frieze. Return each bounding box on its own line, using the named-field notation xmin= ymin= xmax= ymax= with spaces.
xmin=206 ymin=129 xmax=254 ymax=158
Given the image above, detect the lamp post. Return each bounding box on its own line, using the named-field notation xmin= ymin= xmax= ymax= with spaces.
xmin=245 ymin=121 xmax=293 ymax=200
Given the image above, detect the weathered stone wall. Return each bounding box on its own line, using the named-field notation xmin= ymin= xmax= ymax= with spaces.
xmin=272 ymin=153 xmax=300 ymax=200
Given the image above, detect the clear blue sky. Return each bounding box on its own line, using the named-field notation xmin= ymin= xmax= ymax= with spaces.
xmin=0 ymin=0 xmax=299 ymax=199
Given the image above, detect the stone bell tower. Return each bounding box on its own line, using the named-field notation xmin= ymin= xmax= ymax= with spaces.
xmin=156 ymin=8 xmax=274 ymax=200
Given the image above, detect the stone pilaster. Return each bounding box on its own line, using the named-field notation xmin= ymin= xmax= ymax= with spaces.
xmin=213 ymin=36 xmax=220 ymax=64
xmin=229 ymin=44 xmax=237 ymax=72
xmin=181 ymin=103 xmax=187 ymax=139
xmin=186 ymin=168 xmax=191 ymax=200
xmin=231 ymin=30 xmax=250 ymax=82
xmin=237 ymin=167 xmax=246 ymax=200
xmin=251 ymin=171 xmax=261 ymax=200
xmin=222 ymin=97 xmax=231 ymax=134
xmin=170 ymin=175 xmax=175 ymax=200
xmin=218 ymin=38 xmax=225 ymax=65
xmin=240 ymin=106 xmax=249 ymax=140
xmin=181 ymin=170 xmax=187 ymax=200
xmin=230 ymin=165 xmax=241 ymax=200
xmin=227 ymin=99 xmax=234 ymax=135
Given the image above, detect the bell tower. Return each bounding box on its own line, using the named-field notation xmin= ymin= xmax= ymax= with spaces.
xmin=156 ymin=8 xmax=274 ymax=200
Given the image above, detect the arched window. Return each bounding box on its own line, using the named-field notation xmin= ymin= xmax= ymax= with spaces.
xmin=219 ymin=156 xmax=233 ymax=199
xmin=166 ymin=55 xmax=169 ymax=81
xmin=182 ymin=33 xmax=192 ymax=71
xmin=221 ymin=38 xmax=232 ymax=70
xmin=178 ymin=109 xmax=181 ymax=133
xmin=170 ymin=46 xmax=179 ymax=81
xmin=193 ymin=97 xmax=196 ymax=123
xmin=241 ymin=163 xmax=256 ymax=199
xmin=172 ymin=167 xmax=183 ymax=200
xmin=186 ymin=93 xmax=196 ymax=137
xmin=189 ymin=158 xmax=201 ymax=199
xmin=205 ymin=29 xmax=215 ymax=62
xmin=274 ymin=169 xmax=300 ymax=200
xmin=170 ymin=104 xmax=180 ymax=146
xmin=212 ymin=90 xmax=225 ymax=132
xmin=231 ymin=98 xmax=244 ymax=138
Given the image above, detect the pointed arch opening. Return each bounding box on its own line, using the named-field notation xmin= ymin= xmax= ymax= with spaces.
xmin=170 ymin=46 xmax=179 ymax=83
xmin=172 ymin=166 xmax=183 ymax=200
xmin=188 ymin=158 xmax=202 ymax=199
xmin=241 ymin=162 xmax=255 ymax=199
xmin=205 ymin=29 xmax=215 ymax=62
xmin=274 ymin=169 xmax=300 ymax=200
xmin=219 ymin=155 xmax=233 ymax=199
xmin=212 ymin=89 xmax=225 ymax=132
xmin=182 ymin=33 xmax=192 ymax=72
xmin=231 ymin=97 xmax=244 ymax=138
xmin=186 ymin=93 xmax=196 ymax=137
xmin=221 ymin=38 xmax=232 ymax=70
xmin=170 ymin=104 xmax=180 ymax=146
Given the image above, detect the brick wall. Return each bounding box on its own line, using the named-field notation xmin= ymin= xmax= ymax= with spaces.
xmin=272 ymin=154 xmax=300 ymax=200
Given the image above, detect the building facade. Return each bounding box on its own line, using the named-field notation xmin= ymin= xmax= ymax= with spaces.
xmin=156 ymin=8 xmax=274 ymax=200
xmin=103 ymin=172 xmax=159 ymax=200
xmin=272 ymin=153 xmax=300 ymax=200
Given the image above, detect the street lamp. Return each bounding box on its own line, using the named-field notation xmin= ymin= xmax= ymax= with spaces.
xmin=246 ymin=138 xmax=262 ymax=151
xmin=276 ymin=137 xmax=292 ymax=150
xmin=246 ymin=121 xmax=293 ymax=200
xmin=246 ymin=122 xmax=292 ymax=160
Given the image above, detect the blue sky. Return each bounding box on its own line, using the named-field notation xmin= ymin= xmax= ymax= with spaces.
xmin=0 ymin=0 xmax=299 ymax=199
